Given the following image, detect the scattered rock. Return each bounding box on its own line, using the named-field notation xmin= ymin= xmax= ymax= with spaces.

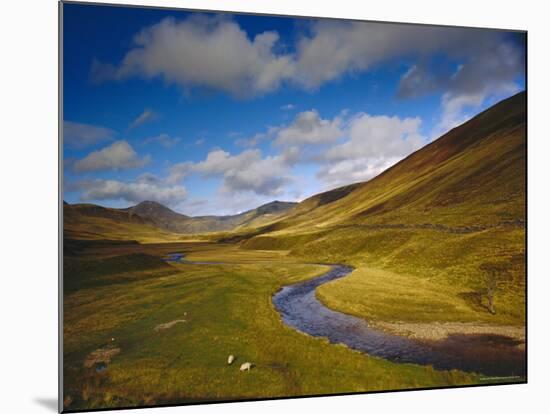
xmin=370 ymin=321 xmax=525 ymax=342
xmin=154 ymin=319 xmax=186 ymax=332
xmin=83 ymin=346 xmax=120 ymax=368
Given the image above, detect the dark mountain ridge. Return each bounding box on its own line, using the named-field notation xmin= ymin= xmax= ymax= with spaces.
xmin=64 ymin=199 xmax=298 ymax=235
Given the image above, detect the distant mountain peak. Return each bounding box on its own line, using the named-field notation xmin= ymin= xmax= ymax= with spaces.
xmin=134 ymin=200 xmax=170 ymax=209
xmin=255 ymin=200 xmax=298 ymax=215
xmin=129 ymin=200 xmax=187 ymax=218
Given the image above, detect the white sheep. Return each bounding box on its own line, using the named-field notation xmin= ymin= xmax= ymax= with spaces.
xmin=227 ymin=355 xmax=235 ymax=365
xmin=240 ymin=362 xmax=253 ymax=372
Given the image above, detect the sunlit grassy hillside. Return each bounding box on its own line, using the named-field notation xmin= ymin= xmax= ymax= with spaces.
xmin=240 ymin=92 xmax=526 ymax=325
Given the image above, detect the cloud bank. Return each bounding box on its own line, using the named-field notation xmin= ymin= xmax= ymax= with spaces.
xmin=165 ymin=108 xmax=426 ymax=197
xmin=73 ymin=16 xmax=524 ymax=214
xmin=170 ymin=148 xmax=296 ymax=196
xmin=92 ymin=15 xmax=523 ymax=102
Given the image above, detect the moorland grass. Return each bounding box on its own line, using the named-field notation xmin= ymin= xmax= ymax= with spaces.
xmin=244 ymin=226 xmax=525 ymax=325
xmin=63 ymin=244 xmax=478 ymax=410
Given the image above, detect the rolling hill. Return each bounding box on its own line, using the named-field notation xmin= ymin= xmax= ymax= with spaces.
xmin=64 ymin=199 xmax=298 ymax=240
xmin=124 ymin=199 xmax=297 ymax=233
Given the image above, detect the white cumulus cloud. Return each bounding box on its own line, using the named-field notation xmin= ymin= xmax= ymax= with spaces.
xmin=168 ymin=147 xmax=295 ymax=196
xmin=275 ymin=110 xmax=344 ymax=146
xmin=317 ymin=113 xmax=425 ymax=186
xmin=74 ymin=174 xmax=187 ymax=207
xmin=92 ymin=15 xmax=295 ymax=97
xmin=73 ymin=140 xmax=151 ymax=172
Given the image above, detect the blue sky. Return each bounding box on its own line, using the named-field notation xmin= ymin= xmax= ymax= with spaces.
xmin=62 ymin=3 xmax=526 ymax=216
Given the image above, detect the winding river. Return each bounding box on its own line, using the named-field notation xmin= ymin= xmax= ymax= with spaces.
xmin=272 ymin=265 xmax=525 ymax=377
xmin=168 ymin=254 xmax=525 ymax=377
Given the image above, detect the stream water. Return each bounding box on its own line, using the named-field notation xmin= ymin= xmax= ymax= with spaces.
xmin=272 ymin=265 xmax=525 ymax=377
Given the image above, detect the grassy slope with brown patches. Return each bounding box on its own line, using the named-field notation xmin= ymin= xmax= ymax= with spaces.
xmin=241 ymin=92 xmax=526 ymax=326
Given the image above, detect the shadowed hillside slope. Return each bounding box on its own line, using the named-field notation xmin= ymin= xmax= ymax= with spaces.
xmin=63 ymin=203 xmax=177 ymax=242
xmin=64 ymin=200 xmax=298 ymax=239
